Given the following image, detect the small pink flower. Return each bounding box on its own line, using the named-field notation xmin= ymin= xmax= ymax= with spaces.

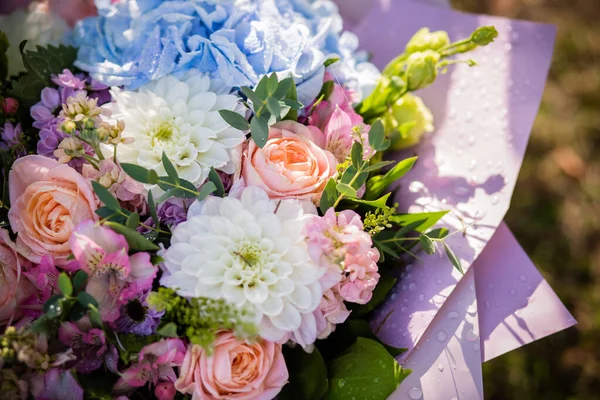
xmin=0 ymin=229 xmax=35 ymax=326
xmin=82 ymin=158 xmax=147 ymax=213
xmin=310 ymin=79 xmax=357 ymax=131
xmin=114 ymin=338 xmax=186 ymax=393
xmin=1 ymin=97 xmax=19 ymax=116
xmin=69 ymin=221 xmax=157 ymax=322
xmin=155 ymin=381 xmax=177 ymax=400
xmin=175 ymin=331 xmax=288 ymax=400
xmin=314 ymin=289 xmax=351 ymax=340
xmin=58 ymin=320 xmax=117 ymax=373
xmin=239 ymin=120 xmax=338 ymax=203
xmin=304 ymin=209 xmax=380 ymax=305
xmin=48 ymin=0 xmax=97 ymax=27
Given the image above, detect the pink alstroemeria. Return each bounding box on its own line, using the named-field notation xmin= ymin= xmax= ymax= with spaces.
xmin=114 ymin=338 xmax=186 ymax=394
xmin=69 ymin=221 xmax=157 ymax=323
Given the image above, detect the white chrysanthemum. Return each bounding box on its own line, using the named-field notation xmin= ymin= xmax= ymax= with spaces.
xmin=0 ymin=2 xmax=68 ymax=76
xmin=104 ymin=69 xmax=245 ymax=187
xmin=161 ymin=186 xmax=326 ymax=343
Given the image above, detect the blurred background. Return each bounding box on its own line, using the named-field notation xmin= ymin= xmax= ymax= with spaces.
xmin=451 ymin=0 xmax=600 ymax=399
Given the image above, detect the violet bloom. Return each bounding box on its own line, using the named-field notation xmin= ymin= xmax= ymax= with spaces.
xmin=31 ymin=86 xmax=82 ymax=130
xmin=115 ymin=292 xmax=164 ymax=336
xmin=58 ymin=320 xmax=118 ymax=374
xmin=29 ymin=369 xmax=84 ymax=400
xmin=51 ymin=68 xmax=87 ymax=89
xmin=157 ymin=198 xmax=192 ymax=227
xmin=0 ymin=122 xmax=26 ymax=157
xmin=69 ymin=220 xmax=157 ymax=323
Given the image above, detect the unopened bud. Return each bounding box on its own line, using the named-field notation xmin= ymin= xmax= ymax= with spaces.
xmin=54 ymin=137 xmax=85 ymax=163
xmin=1 ymin=98 xmax=19 ymax=116
xmin=61 ymin=120 xmax=77 ymax=134
xmin=383 ymin=93 xmax=434 ymax=150
xmin=405 ymin=50 xmax=440 ymax=91
xmin=470 ymin=26 xmax=498 ymax=46
xmin=406 ymin=28 xmax=450 ymax=53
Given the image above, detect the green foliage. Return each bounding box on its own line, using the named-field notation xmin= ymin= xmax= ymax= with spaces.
xmin=279 ymin=347 xmax=329 ymax=400
xmin=9 ymin=43 xmax=78 ymax=106
xmin=148 ymin=288 xmax=258 ymax=351
xmin=365 ymin=156 xmax=418 ymax=200
xmin=103 ymin=221 xmax=160 ymax=251
xmin=224 ymin=74 xmax=303 ymax=148
xmin=323 ymin=338 xmax=410 ymax=400
xmin=0 ymin=31 xmax=8 ymax=81
xmin=57 ymin=272 xmax=73 ymax=297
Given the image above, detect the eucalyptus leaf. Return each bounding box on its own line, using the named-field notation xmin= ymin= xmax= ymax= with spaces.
xmin=351 ymin=142 xmax=363 ymax=169
xmin=444 ymin=242 xmax=464 ymax=274
xmin=419 ymin=233 xmax=436 ymax=255
xmin=208 ymin=167 xmax=225 ymax=197
xmin=72 ymin=270 xmax=88 ymax=292
xmin=197 ymin=181 xmax=217 ymax=200
xmin=161 ymin=152 xmax=180 ymax=184
xmin=336 ymin=182 xmax=357 ymax=198
xmin=365 ymin=156 xmax=418 ymax=200
xmin=250 ymin=115 xmax=269 ymax=148
xmin=320 ymin=178 xmax=338 ymax=213
xmin=219 ymin=110 xmax=250 ymax=131
xmin=92 ymin=181 xmax=120 ymax=212
xmin=57 ymin=272 xmax=73 ymax=297
xmin=120 ymin=163 xmax=159 ymax=184
xmin=104 ymin=221 xmax=160 ymax=251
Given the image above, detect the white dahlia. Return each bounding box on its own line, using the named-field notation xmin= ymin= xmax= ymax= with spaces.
xmin=103 ymin=70 xmax=245 ymax=187
xmin=161 ymin=186 xmax=326 ymax=343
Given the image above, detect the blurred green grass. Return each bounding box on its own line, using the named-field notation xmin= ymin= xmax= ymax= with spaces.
xmin=451 ymin=0 xmax=600 ymax=398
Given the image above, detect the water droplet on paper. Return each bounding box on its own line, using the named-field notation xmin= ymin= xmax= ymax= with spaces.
xmin=468 ymin=160 xmax=477 ymax=171
xmin=409 ymin=181 xmax=427 ymax=193
xmin=408 ymin=387 xmax=423 ymax=399
xmin=436 ymin=330 xmax=448 ymax=342
xmin=520 ymin=274 xmax=527 ymax=282
xmin=438 ymin=364 xmax=445 ymax=372
xmin=435 ymin=278 xmax=442 ymax=285
xmin=491 ymin=195 xmax=499 ymax=205
xmin=400 ymin=306 xmax=407 ymax=313
xmin=465 ymin=329 xmax=479 ymax=342
xmin=391 ymin=293 xmax=397 ymax=300
xmin=469 ymin=283 xmax=475 ymax=292
xmin=474 ymin=342 xmax=481 ymax=352
xmin=409 ymin=282 xmax=417 ymax=291
xmin=468 ymin=135 xmax=476 ymax=146
xmin=418 ymin=293 xmax=425 ymax=302
xmin=447 ymin=311 xmax=460 ymax=319
xmin=510 ymin=289 xmax=516 ymax=296
xmin=485 ymin=301 xmax=491 ymax=310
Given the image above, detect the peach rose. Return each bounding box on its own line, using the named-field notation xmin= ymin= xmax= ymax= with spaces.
xmin=240 ymin=120 xmax=338 ymax=203
xmin=8 ymin=155 xmax=98 ymax=265
xmin=175 ymin=331 xmax=288 ymax=400
xmin=0 ymin=229 xmax=35 ymax=326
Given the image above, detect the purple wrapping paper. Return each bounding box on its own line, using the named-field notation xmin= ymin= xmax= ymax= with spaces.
xmin=332 ymin=0 xmax=576 ymax=398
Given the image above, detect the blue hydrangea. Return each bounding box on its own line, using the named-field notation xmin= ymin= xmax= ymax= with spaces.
xmin=68 ymin=0 xmax=378 ymax=105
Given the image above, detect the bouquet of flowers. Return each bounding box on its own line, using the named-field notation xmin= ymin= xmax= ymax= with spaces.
xmin=0 ymin=1 xmax=572 ymax=399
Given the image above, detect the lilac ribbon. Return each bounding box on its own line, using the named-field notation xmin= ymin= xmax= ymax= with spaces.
xmin=333 ymin=0 xmax=576 ymax=398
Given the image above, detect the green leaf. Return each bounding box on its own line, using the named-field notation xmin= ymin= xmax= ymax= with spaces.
xmin=157 ymin=322 xmax=179 ymax=338
xmin=389 ymin=210 xmax=448 ymax=233
xmin=219 ymin=110 xmax=250 ymax=131
xmin=250 ymin=115 xmax=269 ymax=148
xmin=266 ymin=96 xmax=281 ymax=117
xmin=324 ymin=57 xmax=340 ymax=67
xmin=68 ymin=302 xmax=87 ymax=322
xmin=320 ymin=178 xmax=338 ymax=213
xmin=345 ymin=193 xmax=391 ymax=209
xmin=43 ymin=294 xmax=64 ymax=315
xmin=72 ymin=271 xmax=88 ymax=292
xmin=161 ymin=152 xmax=180 ymax=184
xmin=147 ymin=191 xmax=160 ymax=229
xmin=104 ymin=221 xmax=160 ymax=251
xmin=157 ymin=176 xmax=198 ymax=199
xmin=0 ymin=31 xmax=8 ymax=55
xmin=254 ymin=75 xmax=269 ymax=99
xmin=241 ymin=86 xmax=263 ymax=108
xmin=351 ymin=142 xmax=363 ymax=169
xmin=266 ymin=73 xmax=279 ymax=95
xmin=344 ymin=320 xmax=406 ymax=357
xmin=279 ymin=346 xmax=329 ymax=400
xmin=317 ymin=80 xmax=335 ymax=101
xmin=87 ymin=304 xmax=103 ymax=328
xmin=120 ymin=163 xmax=159 ymax=184
xmin=77 ymin=292 xmax=99 ymax=308
xmin=367 ymin=120 xmax=390 ymax=152
xmin=208 ymin=167 xmax=225 ymax=197
xmin=197 ymin=181 xmax=217 ymax=200
xmin=444 ymin=242 xmax=464 ymax=274
xmin=336 ymin=182 xmax=357 ymax=198
xmin=394 ymin=219 xmax=427 ymax=237
xmin=323 ymin=338 xmax=409 ymax=400
xmin=273 ymin=77 xmax=294 ymax=99
xmin=92 ymin=181 xmax=120 ymax=212
xmin=419 ymin=234 xmax=436 ymax=255
xmin=126 ymin=212 xmax=140 ymax=229
xmin=427 ymin=227 xmax=449 ymax=239
xmin=362 ymin=160 xmax=395 ymax=173
xmin=283 ymin=79 xmax=299 ymax=120
xmin=57 ymin=272 xmax=73 ymax=297
xmin=365 ymin=156 xmax=418 ymax=200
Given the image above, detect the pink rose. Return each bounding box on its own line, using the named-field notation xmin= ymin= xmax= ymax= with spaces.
xmin=8 ymin=155 xmax=98 ymax=265
xmin=48 ymin=0 xmax=97 ymax=27
xmin=175 ymin=331 xmax=288 ymax=400
xmin=240 ymin=121 xmax=338 ymax=203
xmin=0 ymin=229 xmax=35 ymax=326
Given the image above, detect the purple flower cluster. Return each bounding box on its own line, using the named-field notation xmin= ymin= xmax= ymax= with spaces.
xmin=31 ymin=69 xmax=111 ymax=169
xmin=0 ymin=122 xmax=26 ymax=157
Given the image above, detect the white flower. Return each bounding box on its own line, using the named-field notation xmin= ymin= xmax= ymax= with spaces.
xmin=103 ymin=69 xmax=245 ymax=188
xmin=0 ymin=2 xmax=67 ymax=76
xmin=161 ymin=186 xmax=326 ymax=344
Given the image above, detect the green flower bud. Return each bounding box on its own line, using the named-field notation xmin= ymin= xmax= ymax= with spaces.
xmin=383 ymin=93 xmax=434 ymax=150
xmin=405 ymin=50 xmax=440 ymax=91
xmin=406 ymin=28 xmax=451 ymax=53
xmin=470 ymin=26 xmax=498 ymax=46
